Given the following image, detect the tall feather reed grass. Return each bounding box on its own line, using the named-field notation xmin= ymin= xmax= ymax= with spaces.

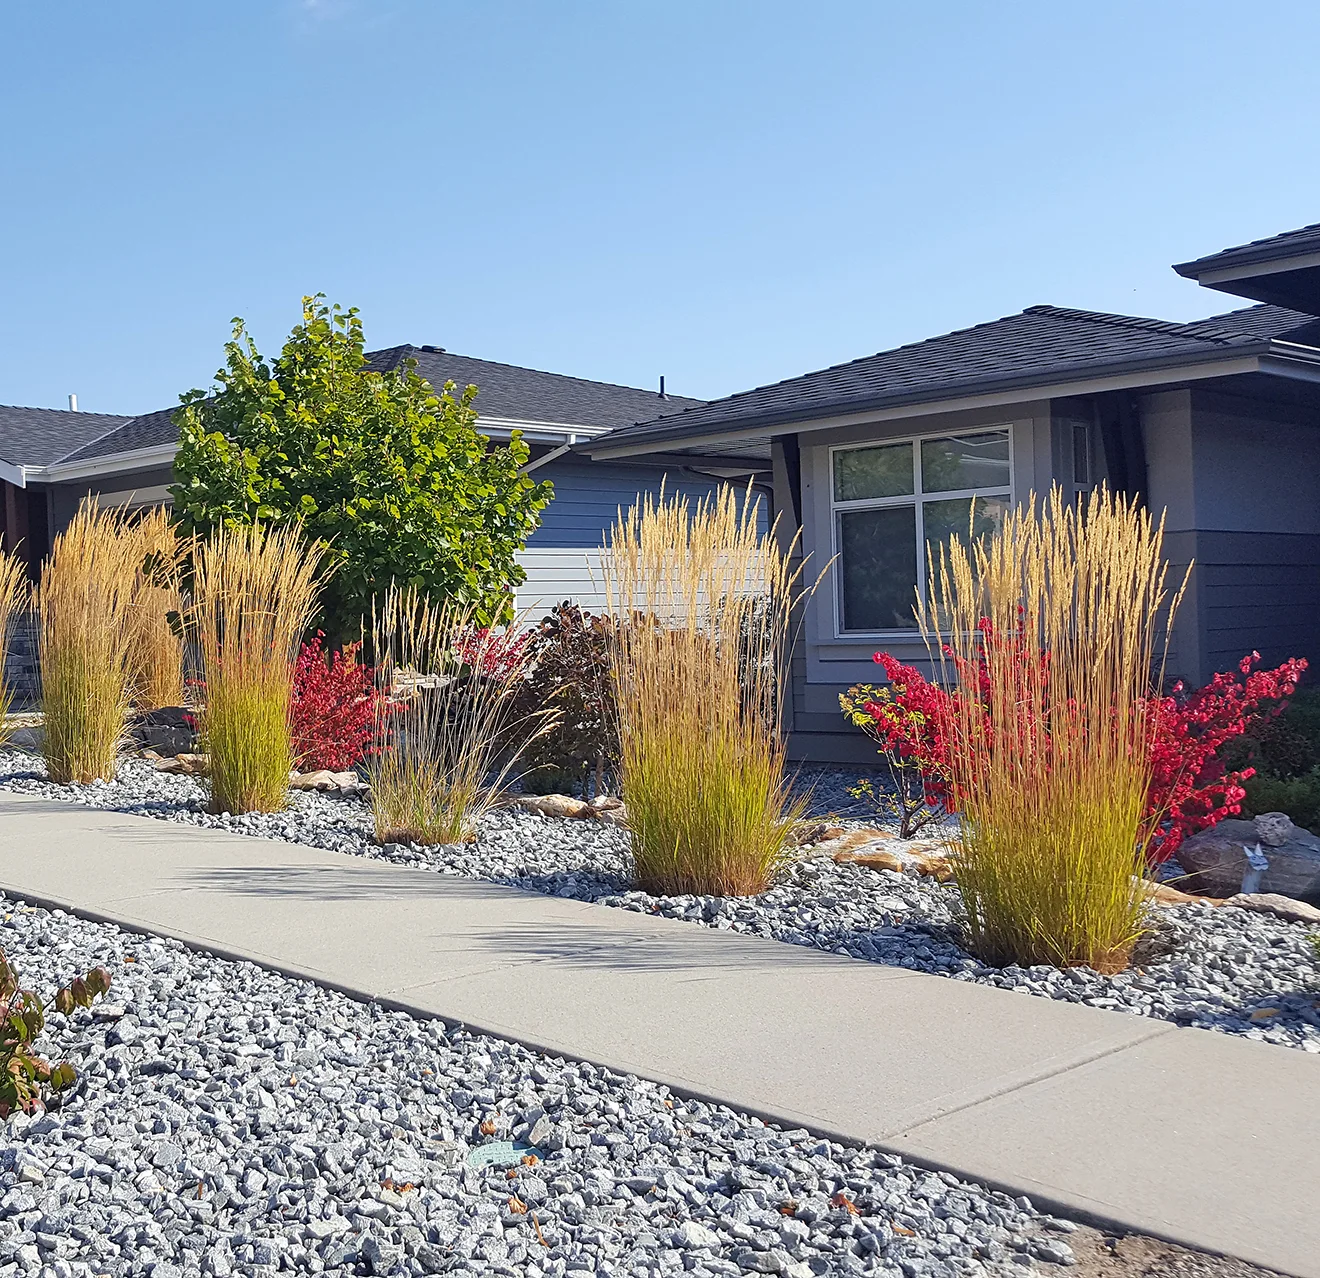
xmin=190 ymin=523 xmax=327 ymax=814
xmin=37 ymin=503 xmax=145 ymax=783
xmin=604 ymin=486 xmax=818 ymax=897
xmin=124 ymin=507 xmax=186 ymax=710
xmin=923 ymin=484 xmax=1187 ymax=973
xmin=0 ymin=549 xmax=30 ymax=746
xmin=369 ymin=588 xmax=555 ymax=845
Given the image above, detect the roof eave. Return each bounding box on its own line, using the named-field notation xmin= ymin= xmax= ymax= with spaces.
xmin=583 ymin=344 xmax=1278 ymax=460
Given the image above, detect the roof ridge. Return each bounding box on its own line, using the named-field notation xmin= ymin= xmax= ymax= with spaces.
xmin=368 ymin=346 xmax=701 ymax=403
xmin=1024 ymin=303 xmax=1249 ymax=346
xmin=0 ymin=402 xmax=133 ymax=418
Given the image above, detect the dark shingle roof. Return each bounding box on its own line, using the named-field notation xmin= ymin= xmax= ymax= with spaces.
xmin=53 ymin=347 xmax=704 ymax=465
xmin=1175 ymin=223 xmax=1320 ymax=277
xmin=367 ymin=345 xmax=701 ymax=429
xmin=0 ymin=404 xmax=134 ymax=468
xmin=595 ymin=304 xmax=1283 ymax=450
xmin=1180 ymin=303 xmax=1320 ymax=346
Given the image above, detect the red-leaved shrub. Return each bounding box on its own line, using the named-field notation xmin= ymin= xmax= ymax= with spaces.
xmin=856 ymin=643 xmax=1307 ymax=864
xmin=291 ymin=633 xmax=380 ymax=772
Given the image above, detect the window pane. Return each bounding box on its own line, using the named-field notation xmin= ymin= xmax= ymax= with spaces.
xmin=922 ymin=495 xmax=1011 ymax=568
xmin=920 ymin=431 xmax=1011 ymax=494
xmin=833 ymin=442 xmax=914 ymax=502
xmin=837 ymin=506 xmax=918 ymax=631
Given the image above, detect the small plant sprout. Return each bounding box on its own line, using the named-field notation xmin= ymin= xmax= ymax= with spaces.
xmin=0 ymin=949 xmax=111 ymax=1118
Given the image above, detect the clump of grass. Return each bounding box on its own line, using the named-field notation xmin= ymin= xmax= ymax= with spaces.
xmin=369 ymin=589 xmax=555 ymax=846
xmin=604 ymin=486 xmax=817 ymax=897
xmin=0 ymin=549 xmax=30 ymax=746
xmin=190 ymin=523 xmax=327 ymax=814
xmin=923 ymin=485 xmax=1186 ymax=973
xmin=124 ymin=507 xmax=186 ymax=710
xmin=37 ymin=503 xmax=144 ymax=783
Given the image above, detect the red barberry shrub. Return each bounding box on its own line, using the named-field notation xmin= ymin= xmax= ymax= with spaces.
xmin=291 ymin=633 xmax=380 ymax=772
xmin=853 ymin=644 xmax=1307 ymax=864
xmin=1147 ymin=652 xmax=1307 ymax=861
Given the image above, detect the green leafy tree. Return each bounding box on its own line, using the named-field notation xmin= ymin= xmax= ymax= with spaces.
xmin=170 ymin=296 xmax=553 ymax=641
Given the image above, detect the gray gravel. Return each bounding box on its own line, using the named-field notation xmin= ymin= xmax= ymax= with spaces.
xmin=1 ymin=753 xmax=1318 ymax=1055
xmin=0 ymin=894 xmax=1056 ymax=1277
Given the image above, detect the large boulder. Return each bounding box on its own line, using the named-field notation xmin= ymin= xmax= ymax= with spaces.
xmin=1175 ymin=813 xmax=1320 ymax=901
xmin=127 ymin=706 xmax=196 ymax=757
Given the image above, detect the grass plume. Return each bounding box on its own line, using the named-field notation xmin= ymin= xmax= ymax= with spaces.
xmin=923 ymin=485 xmax=1186 ymax=973
xmin=37 ymin=503 xmax=144 ymax=783
xmin=0 ymin=549 xmax=30 ymax=745
xmin=369 ymin=589 xmax=555 ymax=846
xmin=604 ymin=485 xmax=818 ymax=897
xmin=190 ymin=523 xmax=327 ymax=814
xmin=124 ymin=507 xmax=186 ymax=710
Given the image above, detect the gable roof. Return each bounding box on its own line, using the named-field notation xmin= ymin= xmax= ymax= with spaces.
xmin=20 ymin=348 xmax=704 ymax=471
xmin=586 ymin=303 xmax=1298 ymax=457
xmin=0 ymin=404 xmax=134 ymax=470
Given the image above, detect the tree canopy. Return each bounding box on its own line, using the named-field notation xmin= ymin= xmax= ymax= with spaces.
xmin=169 ymin=297 xmax=552 ymax=641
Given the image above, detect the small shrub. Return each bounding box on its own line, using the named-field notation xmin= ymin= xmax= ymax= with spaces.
xmin=1243 ymin=768 xmax=1320 ymax=833
xmin=38 ymin=503 xmax=145 ymax=783
xmin=291 ymin=633 xmax=381 ymax=772
xmin=839 ymin=683 xmax=944 ymax=838
xmin=510 ymin=603 xmax=619 ymax=796
xmin=191 ymin=523 xmax=328 ymax=814
xmin=1 ymin=949 xmax=110 ymax=1117
xmin=369 ymin=589 xmax=557 ymax=845
xmin=604 ymin=486 xmax=818 ymax=898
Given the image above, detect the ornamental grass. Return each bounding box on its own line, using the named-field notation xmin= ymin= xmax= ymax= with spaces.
xmin=922 ymin=485 xmax=1186 ymax=973
xmin=604 ymin=486 xmax=816 ymax=897
xmin=0 ymin=549 xmax=29 ymax=747
xmin=124 ymin=507 xmax=186 ymax=710
xmin=190 ymin=523 xmax=327 ymax=815
xmin=37 ymin=503 xmax=144 ymax=783
xmin=369 ymin=588 xmax=555 ymax=846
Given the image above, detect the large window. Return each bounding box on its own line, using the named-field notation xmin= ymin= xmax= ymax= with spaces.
xmin=832 ymin=428 xmax=1012 ymax=633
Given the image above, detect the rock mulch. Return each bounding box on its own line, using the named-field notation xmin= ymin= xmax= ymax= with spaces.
xmin=1 ymin=753 xmax=1318 ymax=1055
xmin=1 ymin=895 xmax=1057 ymax=1278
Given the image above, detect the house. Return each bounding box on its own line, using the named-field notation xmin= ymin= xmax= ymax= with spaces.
xmin=578 ymin=222 xmax=1320 ymax=761
xmin=0 ymin=346 xmax=737 ymax=616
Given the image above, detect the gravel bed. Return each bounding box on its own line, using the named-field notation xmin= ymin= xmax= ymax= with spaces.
xmin=0 ymin=895 xmax=1060 ymax=1277
xmin=2 ymin=753 xmax=1318 ymax=1055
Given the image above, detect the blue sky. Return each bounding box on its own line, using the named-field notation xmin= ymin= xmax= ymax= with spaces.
xmin=4 ymin=1 xmax=1320 ymax=416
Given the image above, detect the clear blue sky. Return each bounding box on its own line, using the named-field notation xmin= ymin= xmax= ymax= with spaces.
xmin=4 ymin=1 xmax=1320 ymax=416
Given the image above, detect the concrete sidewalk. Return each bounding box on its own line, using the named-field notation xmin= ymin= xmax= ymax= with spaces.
xmin=0 ymin=792 xmax=1315 ymax=1277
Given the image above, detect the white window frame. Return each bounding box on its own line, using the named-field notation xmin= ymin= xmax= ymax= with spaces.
xmin=829 ymin=425 xmax=1015 ymax=638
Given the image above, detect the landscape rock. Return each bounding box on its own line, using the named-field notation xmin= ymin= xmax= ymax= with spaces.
xmin=288 ymin=769 xmax=364 ymax=798
xmin=153 ymin=753 xmax=209 ymax=777
xmin=126 ymin=706 xmax=196 ymax=758
xmin=1224 ymin=892 xmax=1320 ymax=925
xmin=1140 ymin=879 xmax=1222 ymax=908
xmin=1176 ymin=815 xmax=1320 ymax=900
xmin=515 ymin=793 xmax=592 ymax=819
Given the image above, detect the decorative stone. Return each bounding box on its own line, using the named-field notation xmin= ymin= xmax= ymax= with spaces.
xmin=1224 ymin=892 xmax=1320 ymax=926
xmin=127 ymin=706 xmax=196 ymax=758
xmin=288 ymin=770 xmax=362 ymax=795
xmin=1175 ymin=815 xmax=1320 ymax=901
xmin=515 ymin=794 xmax=592 ymax=819
xmin=153 ymin=753 xmax=209 ymax=776
xmin=1140 ymin=879 xmax=1222 ymax=908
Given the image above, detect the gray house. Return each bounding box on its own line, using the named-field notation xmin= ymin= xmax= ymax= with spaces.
xmin=581 ymin=222 xmax=1320 ymax=761
xmin=0 ymin=346 xmax=738 ymax=614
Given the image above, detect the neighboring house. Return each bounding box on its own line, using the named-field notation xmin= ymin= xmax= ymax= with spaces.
xmin=0 ymin=346 xmax=734 ymax=615
xmin=580 ymin=222 xmax=1320 ymax=761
